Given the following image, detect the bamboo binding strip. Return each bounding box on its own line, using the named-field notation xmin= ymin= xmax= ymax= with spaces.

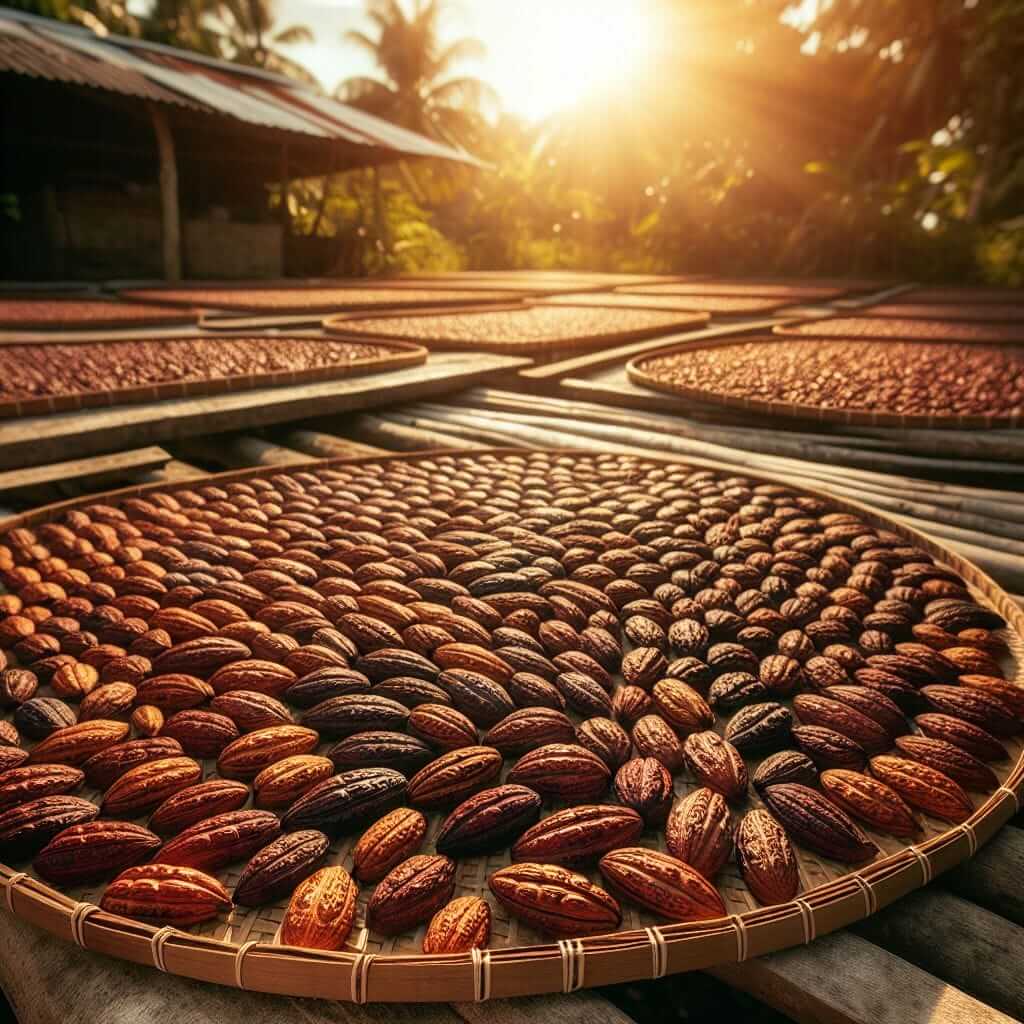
xmin=0 ymin=448 xmax=1021 ymax=1002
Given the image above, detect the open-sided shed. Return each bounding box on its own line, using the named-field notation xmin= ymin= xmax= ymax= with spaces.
xmin=0 ymin=9 xmax=477 ymax=280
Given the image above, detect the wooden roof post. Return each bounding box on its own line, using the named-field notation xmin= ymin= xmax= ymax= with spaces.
xmin=280 ymin=142 xmax=290 ymax=276
xmin=148 ymin=103 xmax=182 ymax=282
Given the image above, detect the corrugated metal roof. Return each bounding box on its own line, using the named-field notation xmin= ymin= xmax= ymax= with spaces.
xmin=0 ymin=18 xmax=197 ymax=108
xmin=0 ymin=9 xmax=479 ymax=166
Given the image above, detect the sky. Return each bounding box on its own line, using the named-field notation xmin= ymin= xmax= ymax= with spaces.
xmin=278 ymin=0 xmax=674 ymax=121
xmin=277 ymin=0 xmax=820 ymax=122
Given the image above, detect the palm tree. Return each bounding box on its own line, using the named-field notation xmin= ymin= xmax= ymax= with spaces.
xmin=212 ymin=0 xmax=315 ymax=82
xmin=335 ymin=0 xmax=496 ymax=149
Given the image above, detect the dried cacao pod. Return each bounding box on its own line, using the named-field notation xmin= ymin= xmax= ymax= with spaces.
xmin=102 ymin=756 xmax=202 ymax=817
xmin=367 ymin=854 xmax=457 ymax=935
xmin=631 ymin=714 xmax=685 ymax=773
xmin=155 ymin=809 xmax=281 ymax=871
xmin=436 ymin=784 xmax=542 ymax=857
xmin=210 ymin=690 xmax=294 ymax=732
xmin=352 ymin=806 xmax=427 ymax=882
xmin=149 ymin=778 xmax=250 ymax=837
xmin=27 ymin=719 xmax=130 ymax=768
xmin=407 ymin=746 xmax=504 ymax=809
xmin=161 ymin=710 xmax=240 ymax=759
xmin=682 ymin=731 xmax=748 ymax=802
xmin=234 ymin=829 xmax=330 ymax=907
xmin=752 ymin=750 xmax=818 ymax=795
xmin=301 ymin=694 xmax=409 ymax=739
xmin=482 ymin=707 xmax=575 ymax=757
xmin=423 ymin=896 xmax=492 ymax=953
xmin=665 ymin=787 xmax=732 ymax=879
xmin=763 ymin=783 xmax=878 ymax=864
xmin=512 ymin=803 xmax=643 ymax=866
xmin=280 ymin=866 xmax=357 ymax=950
xmin=868 ymin=754 xmax=974 ymax=824
xmin=914 ymin=713 xmax=1007 ymax=762
xmin=920 ymin=685 xmax=1017 ymax=738
xmin=0 ymin=764 xmax=84 ymax=814
xmin=216 ymin=725 xmax=319 ymax=781
xmin=735 ymin=808 xmax=799 ymax=906
xmin=724 ymin=702 xmax=792 ymax=754
xmin=329 ymin=731 xmax=434 ymax=776
xmin=101 ymin=863 xmax=231 ymax=926
xmin=0 ymin=795 xmax=99 ymax=861
xmin=507 ymin=743 xmax=610 ymax=802
xmin=489 ymin=862 xmax=621 ymax=937
xmin=599 ymin=846 xmax=726 ymax=922
xmin=408 ymin=703 xmax=477 ymax=752
xmin=793 ymin=694 xmax=890 ymax=754
xmin=282 ymin=767 xmax=407 ymax=835
xmin=614 ymin=756 xmax=673 ymax=826
xmin=576 ymin=717 xmax=632 ymax=770
xmin=820 ymin=768 xmax=921 ymax=837
xmin=893 ymin=735 xmax=998 ymax=792
xmin=792 ymin=724 xmax=867 ymax=771
xmin=34 ymin=820 xmax=161 ymax=885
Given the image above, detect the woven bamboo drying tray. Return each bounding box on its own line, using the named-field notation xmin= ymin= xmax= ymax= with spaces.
xmin=539 ymin=294 xmax=714 ymax=316
xmin=862 ymin=304 xmax=1024 ymax=324
xmin=119 ymin=287 xmax=515 ymax=315
xmin=0 ymin=297 xmax=198 ymax=331
xmin=0 ymin=335 xmax=427 ymax=420
xmin=323 ymin=303 xmax=706 ymax=357
xmin=627 ymin=335 xmax=1024 ymax=430
xmin=774 ymin=317 xmax=1024 ymax=344
xmin=0 ymin=448 xmax=1022 ymax=1003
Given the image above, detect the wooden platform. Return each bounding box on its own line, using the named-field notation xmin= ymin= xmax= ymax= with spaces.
xmin=1 ymin=273 xmax=1023 ymax=1024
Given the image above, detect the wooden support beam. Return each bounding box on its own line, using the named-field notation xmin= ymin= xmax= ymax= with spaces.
xmin=0 ymin=447 xmax=170 ymax=496
xmin=711 ymin=930 xmax=1015 ymax=1024
xmin=149 ymin=104 xmax=182 ymax=282
xmin=853 ymin=889 xmax=1024 ymax=1020
xmin=178 ymin=436 xmax=310 ymax=469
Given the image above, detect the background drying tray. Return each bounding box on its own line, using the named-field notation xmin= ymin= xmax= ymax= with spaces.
xmin=539 ymin=293 xmax=715 ymax=315
xmin=627 ymin=334 xmax=1024 ymax=429
xmin=861 ymin=303 xmax=1024 ymax=324
xmin=324 ymin=303 xmax=707 ymax=355
xmin=119 ymin=286 xmax=515 ymax=315
xmin=0 ymin=334 xmax=427 ymax=419
xmin=0 ymin=297 xmax=198 ymax=331
xmin=775 ymin=317 xmax=1024 ymax=344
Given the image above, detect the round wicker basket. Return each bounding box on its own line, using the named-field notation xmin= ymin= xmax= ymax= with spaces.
xmin=1 ymin=448 xmax=1021 ymax=1003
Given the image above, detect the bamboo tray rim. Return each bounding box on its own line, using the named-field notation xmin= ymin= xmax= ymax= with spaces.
xmin=119 ymin=288 xmax=517 ymax=315
xmin=773 ymin=317 xmax=1024 ymax=344
xmin=323 ymin=303 xmax=711 ymax=356
xmin=626 ymin=334 xmax=1024 ymax=431
xmin=0 ymin=335 xmax=428 ymax=421
xmin=1 ymin=446 xmax=1022 ymax=1003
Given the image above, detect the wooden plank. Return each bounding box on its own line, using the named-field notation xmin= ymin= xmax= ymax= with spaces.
xmin=0 ymin=447 xmax=170 ymax=495
xmin=0 ymin=354 xmax=531 ymax=471
xmin=134 ymin=459 xmax=207 ymax=484
xmin=853 ymin=889 xmax=1024 ymax=1021
xmin=941 ymin=825 xmax=1024 ymax=927
xmin=711 ymin=930 xmax=1016 ymax=1024
xmin=148 ymin=104 xmax=182 ymax=283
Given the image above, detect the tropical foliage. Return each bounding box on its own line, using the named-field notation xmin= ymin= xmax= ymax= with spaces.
xmin=11 ymin=0 xmax=1024 ymax=282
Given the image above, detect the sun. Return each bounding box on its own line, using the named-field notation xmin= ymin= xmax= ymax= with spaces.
xmin=472 ymin=0 xmax=661 ymax=121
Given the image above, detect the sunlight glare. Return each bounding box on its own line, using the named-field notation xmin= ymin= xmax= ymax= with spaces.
xmin=474 ymin=0 xmax=659 ymax=121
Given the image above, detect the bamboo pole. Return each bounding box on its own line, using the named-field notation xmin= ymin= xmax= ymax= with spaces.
xmin=283 ymin=430 xmax=385 ymax=459
xmin=454 ymin=389 xmax=1024 ymax=479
